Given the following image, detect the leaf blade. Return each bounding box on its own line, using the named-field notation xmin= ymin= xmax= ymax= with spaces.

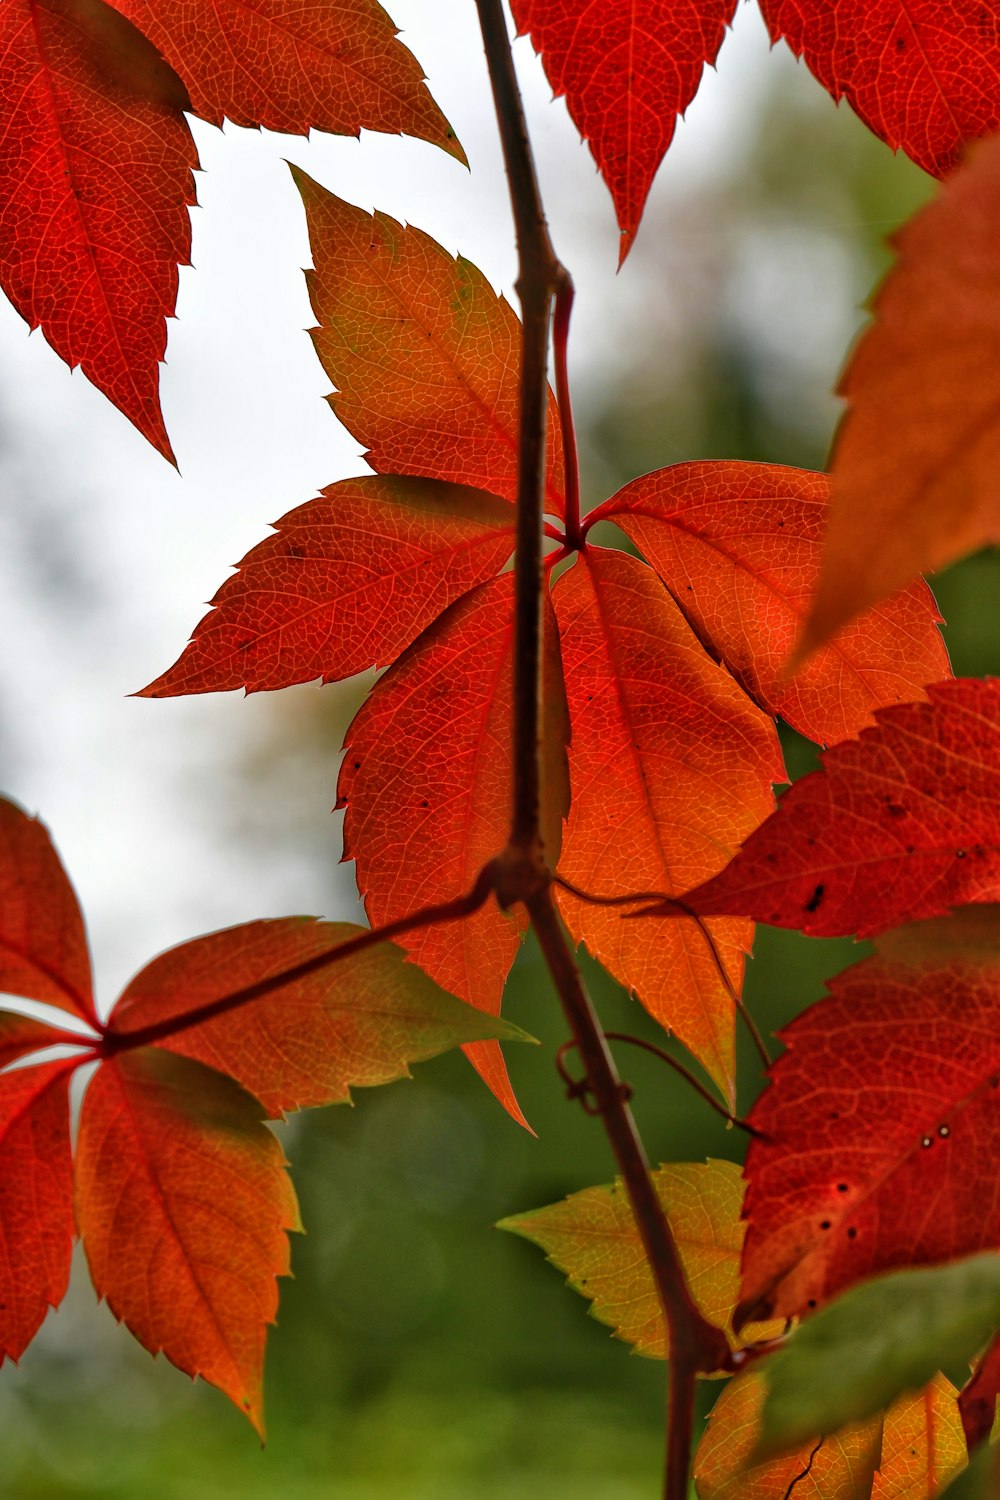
xmin=104 ymin=0 xmax=464 ymax=155
xmin=139 ymin=477 xmax=516 ymax=697
xmin=293 ymin=168 xmax=565 ymax=515
xmin=738 ymin=950 xmax=1000 ymax=1327
xmin=761 ymin=0 xmax=1000 ymax=179
xmin=552 ymin=549 xmax=782 ymax=1102
xmin=680 ymin=678 xmax=1000 ymax=939
xmin=804 ymin=133 xmax=1000 ymax=653
xmin=108 ymin=919 xmax=529 ymax=1115
xmin=0 ymin=0 xmax=198 ymax=460
xmin=511 ymin=0 xmax=737 ymax=261
xmin=0 ymin=797 xmax=96 ymax=1025
xmin=76 ymin=1048 xmax=299 ymax=1434
xmin=499 ymin=1159 xmax=779 ymax=1360
xmin=758 ymin=1258 xmax=1000 ymax=1455
xmin=596 ymin=461 xmax=949 ymax=746
xmin=0 ymin=1061 xmax=75 ymax=1363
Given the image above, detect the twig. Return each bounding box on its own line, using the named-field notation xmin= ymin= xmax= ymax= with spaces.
xmin=553 ymin=280 xmax=582 ymax=549
xmin=602 ymin=1033 xmax=762 ymax=1135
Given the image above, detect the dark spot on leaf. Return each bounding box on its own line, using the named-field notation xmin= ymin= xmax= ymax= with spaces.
xmin=956 ymin=849 xmax=967 ymax=859
xmin=921 ymin=1136 xmax=932 ymax=1148
xmin=287 ymin=544 xmax=305 ymax=559
xmin=837 ymin=1183 xmax=848 ymax=1193
xmin=804 ymin=883 xmax=825 ymax=913
xmin=819 ymin=1220 xmax=831 ymax=1230
xmin=938 ymin=1124 xmax=950 ymax=1138
xmin=807 ymin=1299 xmax=817 ymax=1309
xmin=847 ymin=1227 xmax=857 ymax=1239
xmin=886 ymin=802 xmax=906 ymax=818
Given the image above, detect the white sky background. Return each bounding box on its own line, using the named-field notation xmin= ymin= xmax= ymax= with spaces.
xmin=0 ymin=2 xmax=820 ymax=1015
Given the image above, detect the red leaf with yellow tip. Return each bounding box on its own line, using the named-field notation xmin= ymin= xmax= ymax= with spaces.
xmin=511 ymin=0 xmax=736 ymax=261
xmin=592 ymin=461 xmax=949 ymax=746
xmin=552 ymin=548 xmax=782 ymax=1103
xmin=293 ymin=167 xmax=565 ymax=516
xmin=107 ymin=919 xmax=527 ymax=1115
xmin=75 ymin=1048 xmax=299 ymax=1435
xmin=0 ymin=1061 xmax=75 ymax=1363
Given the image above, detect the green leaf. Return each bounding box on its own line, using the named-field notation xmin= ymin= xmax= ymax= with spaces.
xmin=758 ymin=1253 xmax=1000 ymax=1455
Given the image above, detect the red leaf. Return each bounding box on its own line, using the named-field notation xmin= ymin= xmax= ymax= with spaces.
xmin=760 ymin=0 xmax=1000 ymax=178
xmin=802 ymin=134 xmax=1000 ymax=655
xmin=737 ymin=951 xmax=1000 ymax=1327
xmin=0 ymin=1011 xmax=68 ymax=1067
xmin=592 ymin=461 xmax=949 ymax=746
xmin=552 ymin=548 xmax=782 ymax=1102
xmin=512 ymin=1 xmax=736 ymax=261
xmin=0 ymin=0 xmax=198 ymax=460
xmin=0 ymin=1061 xmax=75 ymax=1362
xmin=139 ymin=477 xmax=515 ymax=697
xmin=961 ymin=1334 xmax=1000 ymax=1452
xmin=75 ymin=1048 xmax=299 ymax=1434
xmin=293 ymin=167 xmax=565 ymax=516
xmin=338 ymin=574 xmax=568 ymax=1128
xmin=107 ymin=919 xmax=527 ymax=1115
xmin=679 ymin=678 xmax=1000 ymax=939
xmin=104 ymin=0 xmax=464 ymax=154
xmin=0 ymin=797 xmax=97 ymax=1026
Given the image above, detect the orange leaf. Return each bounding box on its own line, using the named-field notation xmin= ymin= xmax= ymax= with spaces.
xmin=293 ymin=167 xmax=565 ymax=515
xmin=0 ymin=797 xmax=97 ymax=1026
xmin=694 ymin=1370 xmax=881 ymax=1499
xmin=0 ymin=1061 xmax=74 ymax=1363
xmin=511 ymin=0 xmax=737 ymax=262
xmin=0 ymin=0 xmax=198 ymax=461
xmin=874 ymin=1374 xmax=966 ymax=1499
xmin=107 ymin=919 xmax=526 ymax=1114
xmin=499 ymin=1159 xmax=780 ymax=1361
xmin=804 ymin=134 xmax=1000 ymax=655
xmin=337 ymin=574 xmax=567 ymax=1129
xmin=139 ymin=477 xmax=515 ymax=697
xmin=593 ymin=461 xmax=949 ymax=746
xmin=552 ymin=548 xmax=782 ymax=1103
xmin=104 ymin=0 xmax=464 ymax=154
xmin=75 ymin=1048 xmax=300 ymax=1435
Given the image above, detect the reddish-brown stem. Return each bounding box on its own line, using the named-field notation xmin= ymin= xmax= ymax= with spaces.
xmin=99 ymin=865 xmax=498 ymax=1056
xmin=600 ymin=1033 xmax=762 ymax=1136
xmin=553 ymin=280 xmax=582 ymax=549
xmin=476 ymin=0 xmax=567 ymax=878
xmin=667 ymin=1358 xmax=698 ymax=1500
xmin=476 ymin=7 xmax=729 ymax=1495
xmin=529 ymin=889 xmax=731 ymax=1500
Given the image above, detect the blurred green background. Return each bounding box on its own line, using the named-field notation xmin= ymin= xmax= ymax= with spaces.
xmin=4 ymin=19 xmax=1000 ymax=1500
